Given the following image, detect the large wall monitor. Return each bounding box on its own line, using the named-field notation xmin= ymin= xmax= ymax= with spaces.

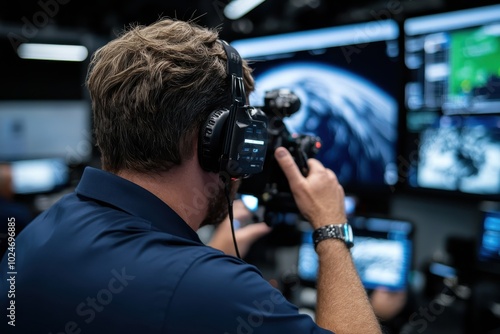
xmin=232 ymin=20 xmax=401 ymax=192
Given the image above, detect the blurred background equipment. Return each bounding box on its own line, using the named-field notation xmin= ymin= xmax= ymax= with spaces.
xmin=404 ymin=4 xmax=500 ymax=199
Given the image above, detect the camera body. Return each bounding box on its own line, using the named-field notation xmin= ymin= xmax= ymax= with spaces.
xmin=239 ymin=89 xmax=321 ymax=213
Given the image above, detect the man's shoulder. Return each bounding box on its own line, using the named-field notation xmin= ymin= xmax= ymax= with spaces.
xmin=183 ymin=246 xmax=260 ymax=276
xmin=170 ymin=248 xmax=266 ymax=299
xmin=162 ymin=249 xmax=333 ymax=334
xmin=145 ymin=244 xmax=254 ymax=284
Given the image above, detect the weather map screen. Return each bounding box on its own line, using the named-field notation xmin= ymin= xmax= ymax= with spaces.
xmin=415 ymin=116 xmax=500 ymax=195
xmin=231 ymin=20 xmax=400 ymax=189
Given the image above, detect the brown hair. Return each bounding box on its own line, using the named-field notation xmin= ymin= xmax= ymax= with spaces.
xmin=86 ymin=18 xmax=254 ymax=173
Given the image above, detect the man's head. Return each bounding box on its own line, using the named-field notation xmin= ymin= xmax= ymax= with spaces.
xmin=87 ymin=18 xmax=254 ymax=174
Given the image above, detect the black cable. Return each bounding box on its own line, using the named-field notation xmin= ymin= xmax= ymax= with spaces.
xmin=224 ymin=182 xmax=241 ymax=259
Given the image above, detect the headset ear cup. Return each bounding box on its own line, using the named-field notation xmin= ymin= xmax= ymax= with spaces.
xmin=198 ymin=109 xmax=230 ymax=173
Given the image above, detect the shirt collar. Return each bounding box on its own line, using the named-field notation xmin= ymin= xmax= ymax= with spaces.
xmin=75 ymin=167 xmax=201 ymax=242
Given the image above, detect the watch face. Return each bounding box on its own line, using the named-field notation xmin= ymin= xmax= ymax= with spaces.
xmin=343 ymin=224 xmax=354 ymax=246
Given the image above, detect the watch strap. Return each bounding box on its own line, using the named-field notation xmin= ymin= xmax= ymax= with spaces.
xmin=312 ymin=223 xmax=353 ymax=249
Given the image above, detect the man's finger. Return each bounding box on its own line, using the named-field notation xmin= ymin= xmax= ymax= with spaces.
xmin=307 ymin=158 xmax=326 ymax=175
xmin=274 ymin=147 xmax=303 ymax=187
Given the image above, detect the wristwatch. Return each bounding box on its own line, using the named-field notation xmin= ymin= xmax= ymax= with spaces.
xmin=312 ymin=223 xmax=354 ymax=249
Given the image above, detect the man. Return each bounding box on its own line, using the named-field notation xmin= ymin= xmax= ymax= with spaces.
xmin=0 ymin=19 xmax=380 ymax=333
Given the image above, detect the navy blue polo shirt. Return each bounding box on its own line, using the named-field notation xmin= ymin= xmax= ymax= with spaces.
xmin=0 ymin=167 xmax=332 ymax=334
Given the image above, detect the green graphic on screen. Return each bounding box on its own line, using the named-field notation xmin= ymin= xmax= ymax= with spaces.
xmin=449 ymin=27 xmax=500 ymax=107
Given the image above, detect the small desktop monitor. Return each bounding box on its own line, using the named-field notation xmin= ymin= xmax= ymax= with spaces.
xmin=0 ymin=100 xmax=92 ymax=164
xmin=404 ymin=4 xmax=500 ymax=198
xmin=232 ymin=20 xmax=401 ymax=191
xmin=298 ymin=216 xmax=414 ymax=291
xmin=11 ymin=158 xmax=69 ymax=195
xmin=477 ymin=210 xmax=500 ymax=275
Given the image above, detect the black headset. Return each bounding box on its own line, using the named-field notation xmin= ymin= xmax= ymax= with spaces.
xmin=198 ymin=40 xmax=268 ymax=179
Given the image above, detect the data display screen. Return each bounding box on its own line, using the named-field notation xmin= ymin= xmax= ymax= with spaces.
xmin=404 ymin=5 xmax=500 ymax=197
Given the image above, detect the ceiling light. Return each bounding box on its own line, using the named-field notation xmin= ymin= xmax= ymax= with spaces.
xmin=17 ymin=43 xmax=88 ymax=62
xmin=224 ymin=0 xmax=265 ymax=20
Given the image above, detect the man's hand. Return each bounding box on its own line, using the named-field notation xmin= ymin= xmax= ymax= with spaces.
xmin=274 ymin=147 xmax=346 ymax=229
xmin=275 ymin=146 xmax=382 ymax=334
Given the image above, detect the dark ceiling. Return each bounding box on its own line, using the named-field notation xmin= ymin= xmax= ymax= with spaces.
xmin=1 ymin=0 xmax=498 ymax=42
xmin=0 ymin=0 xmax=498 ymax=100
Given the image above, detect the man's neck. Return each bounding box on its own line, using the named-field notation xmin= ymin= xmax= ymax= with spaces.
xmin=116 ymin=159 xmax=216 ymax=231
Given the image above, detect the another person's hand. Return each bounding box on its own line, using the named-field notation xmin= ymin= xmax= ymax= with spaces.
xmin=370 ymin=288 xmax=407 ymax=321
xmin=0 ymin=164 xmax=13 ymax=200
xmin=274 ymin=147 xmax=346 ymax=229
xmin=209 ymin=200 xmax=271 ymax=257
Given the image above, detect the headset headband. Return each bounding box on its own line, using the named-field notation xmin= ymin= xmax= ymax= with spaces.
xmin=219 ymin=40 xmax=247 ymax=106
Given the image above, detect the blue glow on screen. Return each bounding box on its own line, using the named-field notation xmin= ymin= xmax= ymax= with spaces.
xmin=298 ymin=218 xmax=413 ymax=290
xmin=479 ymin=211 xmax=500 ymax=263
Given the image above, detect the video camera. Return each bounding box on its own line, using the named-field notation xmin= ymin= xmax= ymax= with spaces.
xmin=238 ymin=88 xmax=322 ymax=214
